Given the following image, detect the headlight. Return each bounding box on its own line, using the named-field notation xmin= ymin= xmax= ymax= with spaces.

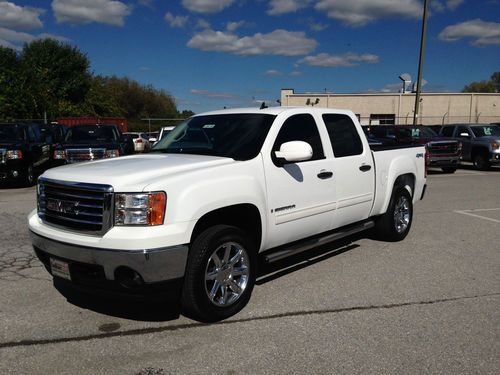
xmin=492 ymin=142 xmax=499 ymax=150
xmin=6 ymin=150 xmax=22 ymax=159
xmin=114 ymin=192 xmax=166 ymax=226
xmin=457 ymin=142 xmax=462 ymax=151
xmin=106 ymin=149 xmax=120 ymax=158
xmin=53 ymin=150 xmax=66 ymax=159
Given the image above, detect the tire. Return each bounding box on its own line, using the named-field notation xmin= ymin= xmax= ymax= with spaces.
xmin=472 ymin=153 xmax=490 ymax=170
xmin=23 ymin=163 xmax=35 ymax=187
xmin=375 ymin=187 xmax=413 ymax=242
xmin=441 ymin=167 xmax=456 ymax=173
xmin=181 ymin=225 xmax=256 ymax=322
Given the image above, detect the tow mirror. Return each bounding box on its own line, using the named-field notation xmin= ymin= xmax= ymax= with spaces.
xmin=275 ymin=141 xmax=313 ymax=164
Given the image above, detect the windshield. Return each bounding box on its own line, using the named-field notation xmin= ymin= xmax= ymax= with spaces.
xmin=0 ymin=124 xmax=25 ymax=142
xmin=64 ymin=125 xmax=119 ymax=143
xmin=398 ymin=126 xmax=437 ymax=139
xmin=471 ymin=125 xmax=500 ymax=137
xmin=151 ymin=114 xmax=276 ymax=160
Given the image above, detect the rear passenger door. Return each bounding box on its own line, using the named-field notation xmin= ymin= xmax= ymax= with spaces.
xmin=322 ymin=114 xmax=375 ymax=228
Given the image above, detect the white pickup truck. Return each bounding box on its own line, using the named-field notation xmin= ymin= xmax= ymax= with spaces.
xmin=29 ymin=107 xmax=427 ymax=322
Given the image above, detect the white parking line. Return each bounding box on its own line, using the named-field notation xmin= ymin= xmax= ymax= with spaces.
xmin=454 ymin=208 xmax=500 ymax=223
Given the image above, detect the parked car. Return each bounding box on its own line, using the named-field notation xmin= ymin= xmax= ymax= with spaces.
xmin=0 ymin=123 xmax=51 ymax=186
xmin=30 ymin=106 xmax=426 ymax=322
xmin=52 ymin=124 xmax=131 ymax=166
xmin=439 ymin=124 xmax=500 ymax=170
xmin=153 ymin=126 xmax=175 ymax=146
xmin=364 ymin=125 xmax=461 ymax=173
xmin=123 ymin=132 xmax=151 ymax=153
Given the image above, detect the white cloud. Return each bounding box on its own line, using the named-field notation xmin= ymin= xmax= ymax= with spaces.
xmin=290 ymin=71 xmax=303 ymax=76
xmin=439 ymin=19 xmax=500 ymax=46
xmin=267 ymin=0 xmax=311 ymax=15
xmin=187 ymin=29 xmax=317 ymax=56
xmin=446 ymin=0 xmax=464 ymax=10
xmin=265 ymin=69 xmax=283 ymax=76
xmin=0 ymin=1 xmax=44 ymax=29
xmin=165 ymin=12 xmax=189 ymax=28
xmin=226 ymin=21 xmax=244 ymax=32
xmin=298 ymin=52 xmax=379 ymax=67
xmin=190 ymin=89 xmax=236 ymax=99
xmin=182 ymin=0 xmax=234 ymax=14
xmin=314 ymin=0 xmax=422 ymax=27
xmin=52 ymin=0 xmax=131 ymax=26
xmin=0 ymin=26 xmax=69 ymax=49
xmin=196 ymin=19 xmax=211 ymax=29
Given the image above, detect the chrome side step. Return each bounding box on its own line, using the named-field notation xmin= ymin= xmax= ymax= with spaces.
xmin=263 ymin=220 xmax=375 ymax=264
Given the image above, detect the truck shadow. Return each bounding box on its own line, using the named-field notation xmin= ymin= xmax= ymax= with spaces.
xmin=53 ymin=235 xmax=365 ymax=322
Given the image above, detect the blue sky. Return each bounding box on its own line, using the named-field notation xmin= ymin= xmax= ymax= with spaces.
xmin=1 ymin=0 xmax=499 ymax=113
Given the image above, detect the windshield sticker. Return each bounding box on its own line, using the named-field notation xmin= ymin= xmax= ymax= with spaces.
xmin=203 ymin=124 xmax=215 ymax=129
xmin=484 ymin=128 xmax=492 ymax=136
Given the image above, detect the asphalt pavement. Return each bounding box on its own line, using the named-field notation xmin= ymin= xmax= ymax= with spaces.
xmin=0 ymin=166 xmax=499 ymax=375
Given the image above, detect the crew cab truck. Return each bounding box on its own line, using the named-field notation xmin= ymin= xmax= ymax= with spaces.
xmin=29 ymin=107 xmax=426 ymax=322
xmin=1 ymin=123 xmax=51 ymax=186
xmin=439 ymin=124 xmax=500 ymax=170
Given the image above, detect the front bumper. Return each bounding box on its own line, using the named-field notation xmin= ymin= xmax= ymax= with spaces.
xmin=427 ymin=155 xmax=460 ymax=168
xmin=489 ymin=152 xmax=500 ymax=164
xmin=30 ymin=230 xmax=188 ymax=284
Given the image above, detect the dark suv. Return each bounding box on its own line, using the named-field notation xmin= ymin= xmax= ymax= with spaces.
xmin=364 ymin=125 xmax=462 ymax=173
xmin=439 ymin=124 xmax=500 ymax=170
xmin=0 ymin=123 xmax=51 ymax=186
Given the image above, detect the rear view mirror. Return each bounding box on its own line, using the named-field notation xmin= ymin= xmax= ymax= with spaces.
xmin=275 ymin=141 xmax=313 ymax=164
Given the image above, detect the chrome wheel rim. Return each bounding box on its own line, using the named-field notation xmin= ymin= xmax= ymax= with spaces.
xmin=394 ymin=195 xmax=410 ymax=233
xmin=204 ymin=241 xmax=250 ymax=307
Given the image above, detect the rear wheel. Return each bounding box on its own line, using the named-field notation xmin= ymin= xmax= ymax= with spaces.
xmin=375 ymin=187 xmax=413 ymax=242
xmin=473 ymin=153 xmax=490 ymax=170
xmin=441 ymin=167 xmax=456 ymax=173
xmin=181 ymin=225 xmax=256 ymax=322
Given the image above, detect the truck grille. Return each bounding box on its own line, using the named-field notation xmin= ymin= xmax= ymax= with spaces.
xmin=427 ymin=141 xmax=459 ymax=155
xmin=38 ymin=178 xmax=114 ymax=235
xmin=66 ymin=148 xmax=106 ymax=164
xmin=0 ymin=149 xmax=5 ymax=165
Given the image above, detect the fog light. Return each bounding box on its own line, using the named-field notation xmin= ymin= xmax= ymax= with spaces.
xmin=114 ymin=266 xmax=144 ymax=288
xmin=12 ymin=171 xmax=19 ymax=177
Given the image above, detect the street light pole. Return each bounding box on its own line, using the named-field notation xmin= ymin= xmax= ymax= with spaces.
xmin=413 ymin=0 xmax=429 ymax=126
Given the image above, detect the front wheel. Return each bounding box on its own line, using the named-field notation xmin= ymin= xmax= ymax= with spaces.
xmin=473 ymin=154 xmax=490 ymax=170
xmin=181 ymin=225 xmax=256 ymax=322
xmin=374 ymin=187 xmax=413 ymax=242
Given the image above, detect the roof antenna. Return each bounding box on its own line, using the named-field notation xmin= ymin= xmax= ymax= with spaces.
xmin=260 ymin=101 xmax=268 ymax=109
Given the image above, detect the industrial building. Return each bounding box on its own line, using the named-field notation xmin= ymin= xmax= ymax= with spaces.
xmin=280 ymin=89 xmax=500 ymax=126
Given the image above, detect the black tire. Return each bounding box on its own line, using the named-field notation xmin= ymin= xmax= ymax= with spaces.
xmin=441 ymin=167 xmax=456 ymax=173
xmin=472 ymin=153 xmax=490 ymax=170
xmin=374 ymin=187 xmax=413 ymax=242
xmin=181 ymin=225 xmax=256 ymax=322
xmin=23 ymin=163 xmax=35 ymax=187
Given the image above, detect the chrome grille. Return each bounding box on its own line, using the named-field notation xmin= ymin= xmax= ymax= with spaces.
xmin=0 ymin=149 xmax=5 ymax=165
xmin=427 ymin=141 xmax=459 ymax=155
xmin=38 ymin=178 xmax=113 ymax=235
xmin=65 ymin=148 xmax=106 ymax=164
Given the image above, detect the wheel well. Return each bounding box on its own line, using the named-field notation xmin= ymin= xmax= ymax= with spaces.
xmin=471 ymin=147 xmax=488 ymax=158
xmin=190 ymin=204 xmax=262 ymax=250
xmin=393 ymin=173 xmax=415 ymax=197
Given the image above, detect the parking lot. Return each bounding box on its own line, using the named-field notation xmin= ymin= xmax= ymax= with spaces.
xmin=0 ymin=166 xmax=499 ymax=375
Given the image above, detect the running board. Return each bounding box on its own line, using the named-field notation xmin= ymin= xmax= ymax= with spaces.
xmin=263 ymin=220 xmax=375 ymax=264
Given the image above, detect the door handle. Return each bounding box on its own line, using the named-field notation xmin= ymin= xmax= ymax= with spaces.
xmin=317 ymin=171 xmax=333 ymax=179
xmin=359 ymin=165 xmax=372 ymax=172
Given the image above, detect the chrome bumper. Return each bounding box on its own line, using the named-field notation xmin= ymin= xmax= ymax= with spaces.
xmin=30 ymin=231 xmax=188 ymax=283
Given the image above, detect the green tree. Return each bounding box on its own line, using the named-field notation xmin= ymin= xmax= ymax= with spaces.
xmin=462 ymin=72 xmax=499 ymax=93
xmin=0 ymin=46 xmax=26 ymax=119
xmin=21 ymin=39 xmax=92 ymax=119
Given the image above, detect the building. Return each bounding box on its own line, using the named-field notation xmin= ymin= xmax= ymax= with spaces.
xmin=280 ymin=89 xmax=500 ymax=126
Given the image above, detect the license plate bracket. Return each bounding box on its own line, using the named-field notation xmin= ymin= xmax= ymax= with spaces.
xmin=50 ymin=258 xmax=71 ymax=281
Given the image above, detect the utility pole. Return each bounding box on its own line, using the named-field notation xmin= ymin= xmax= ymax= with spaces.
xmin=413 ymin=0 xmax=429 ymax=126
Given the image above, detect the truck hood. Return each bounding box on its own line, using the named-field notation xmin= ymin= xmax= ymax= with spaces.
xmin=41 ymin=153 xmax=235 ymax=191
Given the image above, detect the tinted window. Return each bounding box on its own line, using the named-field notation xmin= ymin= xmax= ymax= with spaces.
xmin=272 ymin=114 xmax=324 ymax=163
xmin=323 ymin=114 xmax=363 ymax=158
xmin=0 ymin=124 xmax=25 ymax=141
xmin=441 ymin=126 xmax=454 ymax=137
xmin=457 ymin=126 xmax=471 ymax=137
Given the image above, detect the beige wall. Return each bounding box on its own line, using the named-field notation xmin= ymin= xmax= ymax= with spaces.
xmin=281 ymin=89 xmax=500 ymax=125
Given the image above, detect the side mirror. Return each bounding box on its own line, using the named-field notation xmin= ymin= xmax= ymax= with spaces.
xmin=274 ymin=141 xmax=313 ymax=164
xmin=459 ymin=132 xmax=470 ymax=138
